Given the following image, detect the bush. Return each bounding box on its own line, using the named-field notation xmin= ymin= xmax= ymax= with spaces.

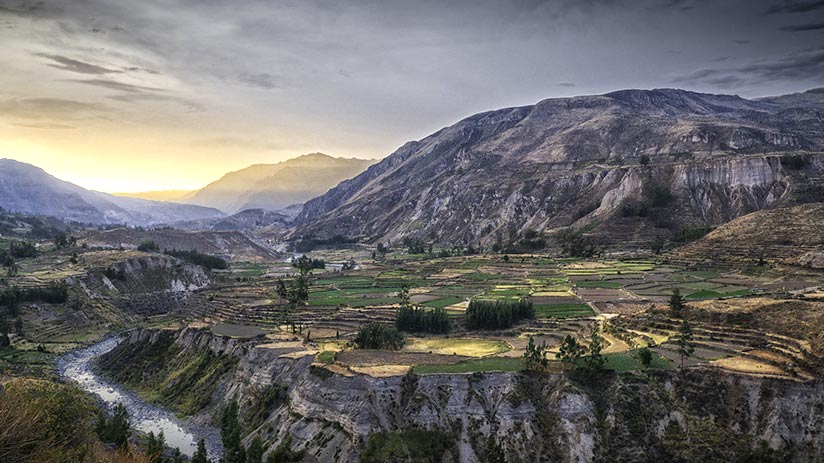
xmin=8 ymin=241 xmax=37 ymax=258
xmin=354 ymin=323 xmax=405 ymax=350
xmin=780 ymin=154 xmax=806 ymax=170
xmin=164 ymin=248 xmax=228 ymax=270
xmin=672 ymin=225 xmax=713 ymax=243
xmin=466 ymin=298 xmax=534 ymax=330
xmin=0 ymin=378 xmax=95 ymax=463
xmin=137 ymin=240 xmax=159 ymax=252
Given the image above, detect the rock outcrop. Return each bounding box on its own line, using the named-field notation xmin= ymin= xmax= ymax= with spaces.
xmin=105 ymin=328 xmax=824 ymax=462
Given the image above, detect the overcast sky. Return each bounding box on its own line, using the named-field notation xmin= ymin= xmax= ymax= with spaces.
xmin=0 ymin=0 xmax=822 ymax=192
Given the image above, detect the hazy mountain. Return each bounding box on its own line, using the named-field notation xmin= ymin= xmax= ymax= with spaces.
xmin=183 ymin=153 xmax=374 ymax=213
xmin=295 ymin=88 xmax=824 ymax=244
xmin=0 ymin=158 xmax=224 ymax=226
xmin=113 ymin=189 xmax=195 ymax=202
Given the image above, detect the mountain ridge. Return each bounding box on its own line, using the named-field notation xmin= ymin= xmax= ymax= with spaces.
xmin=177 ymin=152 xmax=374 ymax=213
xmin=294 ymin=87 xmax=824 ymax=245
xmin=0 ymin=158 xmax=224 ymax=226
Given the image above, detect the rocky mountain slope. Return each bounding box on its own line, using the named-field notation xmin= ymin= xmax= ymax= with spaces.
xmin=99 ymin=327 xmax=824 ymax=463
xmin=77 ymin=228 xmax=278 ymax=261
xmin=0 ymin=159 xmax=224 ymax=226
xmin=673 ymin=203 xmax=824 ymax=268
xmin=182 ymin=153 xmax=374 ymax=213
xmin=294 ymin=88 xmax=824 ymax=246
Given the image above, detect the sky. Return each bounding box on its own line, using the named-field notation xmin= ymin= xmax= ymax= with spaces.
xmin=0 ymin=0 xmax=823 ymax=193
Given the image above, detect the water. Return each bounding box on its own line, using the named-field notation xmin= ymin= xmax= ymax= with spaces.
xmin=55 ymin=337 xmax=223 ymax=459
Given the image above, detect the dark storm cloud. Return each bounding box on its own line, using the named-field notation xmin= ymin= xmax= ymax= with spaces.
xmin=764 ymin=0 xmax=824 ymax=14
xmin=780 ymin=22 xmax=824 ymax=31
xmin=674 ymin=46 xmax=824 ymax=87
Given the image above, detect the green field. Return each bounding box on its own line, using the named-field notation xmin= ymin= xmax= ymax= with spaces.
xmin=575 ymin=280 xmax=623 ymax=288
xmin=533 ymin=303 xmax=595 ymax=318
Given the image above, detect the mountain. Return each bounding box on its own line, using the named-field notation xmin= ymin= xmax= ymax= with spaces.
xmin=0 ymin=158 xmax=224 ymax=226
xmin=112 ymin=189 xmax=195 ymax=202
xmin=294 ymin=88 xmax=824 ymax=245
xmin=182 ymin=153 xmax=374 ymax=213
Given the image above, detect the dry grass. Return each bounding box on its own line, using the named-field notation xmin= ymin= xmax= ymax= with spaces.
xmin=403 ymin=337 xmax=510 ymax=357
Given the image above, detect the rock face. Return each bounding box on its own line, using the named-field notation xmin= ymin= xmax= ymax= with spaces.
xmin=79 ymin=254 xmax=210 ymax=316
xmin=294 ymin=88 xmax=824 ymax=245
xmin=0 ymin=158 xmax=225 ymax=226
xmin=108 ymin=328 xmax=824 ymax=462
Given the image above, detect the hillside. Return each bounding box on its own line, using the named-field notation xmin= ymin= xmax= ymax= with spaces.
xmin=77 ymin=228 xmax=277 ymax=261
xmin=183 ymin=153 xmax=374 ymax=213
xmin=294 ymin=88 xmax=824 ymax=246
xmin=673 ymin=203 xmax=824 ymax=267
xmin=112 ymin=189 xmax=195 ymax=202
xmin=0 ymin=159 xmax=224 ymax=226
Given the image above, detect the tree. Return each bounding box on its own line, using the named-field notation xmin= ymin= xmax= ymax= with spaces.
xmin=14 ymin=317 xmax=23 ymax=335
xmin=636 ymin=346 xmax=654 ymax=368
xmin=247 ymin=436 xmax=265 ymax=463
xmin=145 ymin=430 xmax=166 ymax=462
xmin=640 ymin=154 xmax=651 ymax=166
xmin=556 ymin=335 xmax=584 ymax=370
xmin=353 ymin=323 xmax=405 ymax=350
xmin=275 ymin=258 xmax=311 ymax=323
xmin=523 ymin=335 xmax=549 ymax=371
xmin=676 ymin=319 xmax=695 ymax=369
xmin=95 ymin=403 xmax=131 ymax=449
xmin=584 ymin=329 xmax=606 ymax=372
xmin=191 ymin=438 xmax=210 ymax=463
xmin=669 ymin=288 xmax=687 ymax=318
xmin=221 ymin=400 xmax=246 ymax=463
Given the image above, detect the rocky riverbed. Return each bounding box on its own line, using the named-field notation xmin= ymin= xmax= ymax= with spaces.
xmin=55 ymin=336 xmax=223 ymax=459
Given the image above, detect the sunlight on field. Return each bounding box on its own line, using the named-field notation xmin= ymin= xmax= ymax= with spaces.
xmin=404 ymin=337 xmax=510 ymax=357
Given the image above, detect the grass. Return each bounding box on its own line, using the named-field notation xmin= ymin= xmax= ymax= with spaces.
xmin=577 ymin=351 xmax=674 ymax=371
xmin=316 ymin=351 xmax=336 ymax=364
xmin=533 ymin=303 xmax=594 ymax=318
xmin=413 ymin=356 xmax=523 ymax=374
xmin=575 ymin=281 xmax=623 ymax=288
xmin=404 ymin=338 xmax=510 ymax=357
xmin=210 ymin=323 xmax=269 ymax=338
xmin=422 ymin=296 xmax=465 ymax=309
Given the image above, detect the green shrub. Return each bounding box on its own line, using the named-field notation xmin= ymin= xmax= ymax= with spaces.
xmin=354 ymin=323 xmax=405 ymax=350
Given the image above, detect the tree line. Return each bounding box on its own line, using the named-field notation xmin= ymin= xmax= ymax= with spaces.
xmin=465 ymin=298 xmax=534 ymax=330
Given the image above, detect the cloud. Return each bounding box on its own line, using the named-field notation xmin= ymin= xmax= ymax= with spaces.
xmin=237 ymin=72 xmax=287 ymax=90
xmin=673 ymin=46 xmax=824 ymax=87
xmin=765 ymin=0 xmax=824 ymax=13
xmin=780 ymin=22 xmax=824 ymax=31
xmin=34 ymin=53 xmax=121 ymax=75
xmin=10 ymin=121 xmax=76 ymax=129
xmin=556 ymin=82 xmax=576 ymax=87
xmin=189 ymin=136 xmax=293 ymax=151
xmin=0 ymin=97 xmax=110 ymax=129
xmin=68 ymin=78 xmax=161 ymax=94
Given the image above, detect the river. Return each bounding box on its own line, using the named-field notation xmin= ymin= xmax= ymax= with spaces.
xmin=55 ymin=337 xmax=223 ymax=459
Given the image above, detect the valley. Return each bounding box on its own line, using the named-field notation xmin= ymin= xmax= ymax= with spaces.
xmin=1 ymin=89 xmax=824 ymax=463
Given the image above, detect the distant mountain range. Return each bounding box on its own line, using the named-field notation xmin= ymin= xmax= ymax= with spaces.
xmin=119 ymin=153 xmax=374 ymax=214
xmin=0 ymin=158 xmax=224 ymax=226
xmin=294 ymin=88 xmax=824 ymax=245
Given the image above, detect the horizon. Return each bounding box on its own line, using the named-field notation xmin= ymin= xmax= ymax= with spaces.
xmin=2 ymin=0 xmax=823 ymax=192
